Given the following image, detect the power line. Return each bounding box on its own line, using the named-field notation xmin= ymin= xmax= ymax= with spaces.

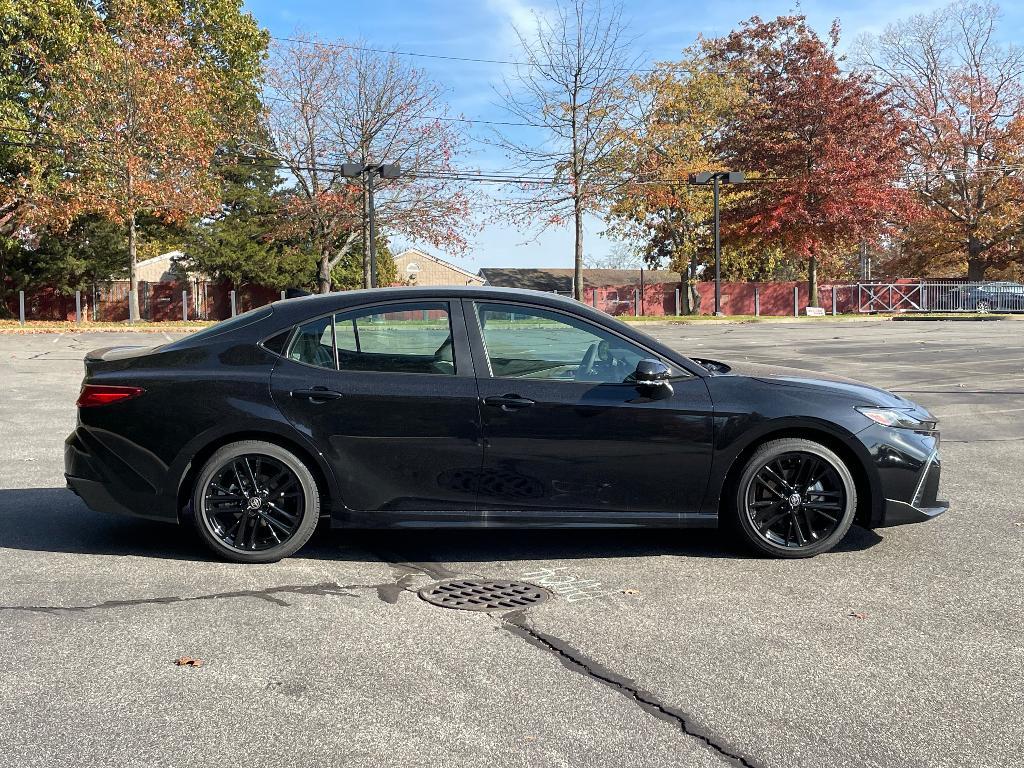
xmin=269 ymin=35 xmax=664 ymax=74
xmin=259 ymin=93 xmax=535 ymax=127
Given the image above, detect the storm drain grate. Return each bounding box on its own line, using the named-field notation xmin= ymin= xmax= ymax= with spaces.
xmin=417 ymin=579 xmax=552 ymax=612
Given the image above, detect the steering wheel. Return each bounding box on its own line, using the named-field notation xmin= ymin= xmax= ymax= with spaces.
xmin=577 ymin=343 xmax=599 ymax=379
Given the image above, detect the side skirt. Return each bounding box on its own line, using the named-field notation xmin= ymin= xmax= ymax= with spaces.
xmin=331 ymin=509 xmax=718 ymax=529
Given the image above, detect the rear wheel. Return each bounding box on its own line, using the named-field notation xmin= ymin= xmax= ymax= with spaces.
xmin=976 ymin=299 xmax=991 ymax=313
xmin=732 ymin=438 xmax=857 ymax=558
xmin=192 ymin=440 xmax=319 ymax=563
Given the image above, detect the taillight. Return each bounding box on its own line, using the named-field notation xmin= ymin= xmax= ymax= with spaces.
xmin=76 ymin=384 xmax=145 ymax=408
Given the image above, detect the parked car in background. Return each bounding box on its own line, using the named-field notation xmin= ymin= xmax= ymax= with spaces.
xmin=951 ymin=281 xmax=1024 ymax=312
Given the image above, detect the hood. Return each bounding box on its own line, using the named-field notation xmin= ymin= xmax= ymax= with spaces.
xmin=695 ymin=358 xmax=916 ymax=410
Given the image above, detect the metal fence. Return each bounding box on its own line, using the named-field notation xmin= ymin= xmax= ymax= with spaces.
xmin=857 ymin=282 xmax=1024 ymax=313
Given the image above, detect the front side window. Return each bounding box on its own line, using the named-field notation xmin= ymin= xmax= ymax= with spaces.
xmin=288 ymin=302 xmax=455 ymax=375
xmin=475 ymin=303 xmax=660 ymax=383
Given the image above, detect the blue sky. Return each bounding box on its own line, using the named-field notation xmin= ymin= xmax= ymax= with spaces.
xmin=242 ymin=0 xmax=1024 ymax=272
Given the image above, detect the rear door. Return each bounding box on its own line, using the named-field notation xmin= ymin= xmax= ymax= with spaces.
xmin=466 ymin=300 xmax=714 ymax=521
xmin=271 ymin=299 xmax=482 ymax=515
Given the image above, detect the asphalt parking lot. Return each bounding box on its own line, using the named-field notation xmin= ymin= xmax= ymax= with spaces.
xmin=1 ymin=319 xmax=1021 ymax=768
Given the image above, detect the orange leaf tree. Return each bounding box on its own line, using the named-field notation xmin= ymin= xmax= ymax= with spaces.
xmin=706 ymin=16 xmax=912 ymax=303
xmin=40 ymin=0 xmax=226 ymax=320
xmin=858 ymin=2 xmax=1024 ymax=280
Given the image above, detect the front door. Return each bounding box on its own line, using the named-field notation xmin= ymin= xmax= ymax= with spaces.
xmin=467 ymin=300 xmax=714 ymax=521
xmin=271 ymin=299 xmax=482 ymax=515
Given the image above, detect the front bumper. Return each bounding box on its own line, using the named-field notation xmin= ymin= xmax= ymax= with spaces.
xmin=877 ymin=443 xmax=948 ymax=527
xmin=884 ymin=497 xmax=950 ymax=525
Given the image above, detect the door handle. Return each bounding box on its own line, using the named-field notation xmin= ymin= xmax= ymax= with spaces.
xmin=483 ymin=394 xmax=536 ymax=411
xmin=291 ymin=387 xmax=343 ymax=402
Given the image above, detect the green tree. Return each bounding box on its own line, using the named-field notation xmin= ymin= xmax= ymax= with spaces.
xmin=330 ymin=239 xmax=397 ymax=291
xmin=183 ymin=152 xmax=307 ymax=290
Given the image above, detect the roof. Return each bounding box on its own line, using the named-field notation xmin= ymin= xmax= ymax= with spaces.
xmin=395 ymin=248 xmax=484 ymax=283
xmin=134 ymin=250 xmax=184 ymax=268
xmin=270 ymin=285 xmax=597 ymax=323
xmin=479 ymin=267 xmax=682 ymax=290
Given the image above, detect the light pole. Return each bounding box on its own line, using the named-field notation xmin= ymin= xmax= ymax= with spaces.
xmin=342 ymin=162 xmax=401 ymax=288
xmin=688 ymin=171 xmax=746 ymax=316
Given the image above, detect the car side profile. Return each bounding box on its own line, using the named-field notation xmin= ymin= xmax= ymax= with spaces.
xmin=65 ymin=287 xmax=947 ymax=563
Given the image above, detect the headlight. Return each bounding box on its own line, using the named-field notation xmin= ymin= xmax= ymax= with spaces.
xmin=855 ymin=407 xmax=936 ymax=431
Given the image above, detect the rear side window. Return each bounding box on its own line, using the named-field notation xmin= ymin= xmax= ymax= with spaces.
xmin=286 ymin=302 xmax=455 ymax=375
xmin=288 ymin=316 xmax=335 ymax=369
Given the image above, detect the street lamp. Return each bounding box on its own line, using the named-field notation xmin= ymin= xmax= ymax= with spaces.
xmin=688 ymin=171 xmax=746 ymax=316
xmin=342 ymin=162 xmax=401 ymax=288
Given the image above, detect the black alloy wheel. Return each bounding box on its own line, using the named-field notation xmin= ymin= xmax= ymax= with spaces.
xmin=734 ymin=438 xmax=857 ymax=558
xmin=193 ymin=440 xmax=320 ymax=563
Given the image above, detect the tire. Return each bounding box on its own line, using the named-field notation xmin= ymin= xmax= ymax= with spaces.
xmin=192 ymin=440 xmax=320 ymax=563
xmin=731 ymin=438 xmax=857 ymax=558
xmin=976 ymin=299 xmax=990 ymax=313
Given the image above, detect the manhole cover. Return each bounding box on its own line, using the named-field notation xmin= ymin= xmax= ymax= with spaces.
xmin=418 ymin=579 xmax=551 ymax=612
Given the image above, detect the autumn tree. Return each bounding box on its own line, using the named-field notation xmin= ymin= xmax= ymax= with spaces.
xmin=261 ymin=36 xmax=472 ymax=294
xmin=707 ymin=16 xmax=910 ymax=303
xmin=39 ymin=1 xmax=229 ymax=320
xmin=858 ymin=1 xmax=1024 ymax=280
xmin=0 ymin=0 xmax=91 ymax=236
xmin=496 ymin=0 xmax=638 ymax=301
xmin=605 ymin=49 xmax=747 ymax=312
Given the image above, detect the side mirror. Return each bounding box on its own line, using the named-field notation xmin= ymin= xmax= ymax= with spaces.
xmin=634 ymin=358 xmax=672 ymax=386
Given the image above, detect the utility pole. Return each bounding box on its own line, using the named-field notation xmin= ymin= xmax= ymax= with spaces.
xmin=688 ymin=171 xmax=746 ymax=316
xmin=342 ymin=163 xmax=401 ymax=288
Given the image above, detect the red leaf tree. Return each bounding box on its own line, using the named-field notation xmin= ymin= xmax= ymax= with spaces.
xmin=707 ymin=16 xmax=912 ymax=302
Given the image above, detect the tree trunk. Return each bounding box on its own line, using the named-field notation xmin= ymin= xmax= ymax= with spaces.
xmin=966 ymin=236 xmax=986 ymax=281
xmin=318 ymin=252 xmax=331 ymax=294
xmin=687 ymin=253 xmax=700 ymax=314
xmin=572 ymin=200 xmax=584 ymax=301
xmin=807 ymin=255 xmax=819 ymax=307
xmin=127 ymin=213 xmax=139 ymax=322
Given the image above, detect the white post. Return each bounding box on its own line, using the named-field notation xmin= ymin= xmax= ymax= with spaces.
xmin=793 ymin=285 xmax=799 ymax=317
xmin=229 ymin=290 xmax=237 ymax=317
xmin=182 ymin=291 xmax=188 ymax=322
xmin=754 ymin=284 xmax=760 ymax=317
xmin=831 ymin=286 xmax=837 ymax=316
xmin=75 ymin=291 xmax=81 ymax=323
xmin=19 ymin=290 xmax=25 ymax=325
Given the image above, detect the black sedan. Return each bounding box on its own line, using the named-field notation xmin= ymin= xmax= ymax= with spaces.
xmin=952 ymin=281 xmax=1024 ymax=312
xmin=65 ymin=287 xmax=947 ymax=563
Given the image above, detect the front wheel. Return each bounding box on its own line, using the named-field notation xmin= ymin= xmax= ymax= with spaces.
xmin=192 ymin=440 xmax=320 ymax=563
xmin=732 ymin=438 xmax=857 ymax=558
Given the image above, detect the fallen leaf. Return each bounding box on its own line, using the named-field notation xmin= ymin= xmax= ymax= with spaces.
xmin=848 ymin=611 xmax=867 ymax=620
xmin=174 ymin=656 xmax=204 ymax=667
xmin=621 ymin=588 xmax=641 ymax=596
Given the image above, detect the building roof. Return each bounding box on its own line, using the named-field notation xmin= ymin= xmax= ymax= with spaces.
xmin=479 ymin=267 xmax=682 ymax=291
xmin=395 ymin=248 xmax=484 ymax=284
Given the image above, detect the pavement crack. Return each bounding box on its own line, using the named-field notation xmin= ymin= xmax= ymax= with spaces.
xmin=498 ymin=610 xmax=762 ymax=768
xmin=0 ymin=581 xmax=367 ymax=614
